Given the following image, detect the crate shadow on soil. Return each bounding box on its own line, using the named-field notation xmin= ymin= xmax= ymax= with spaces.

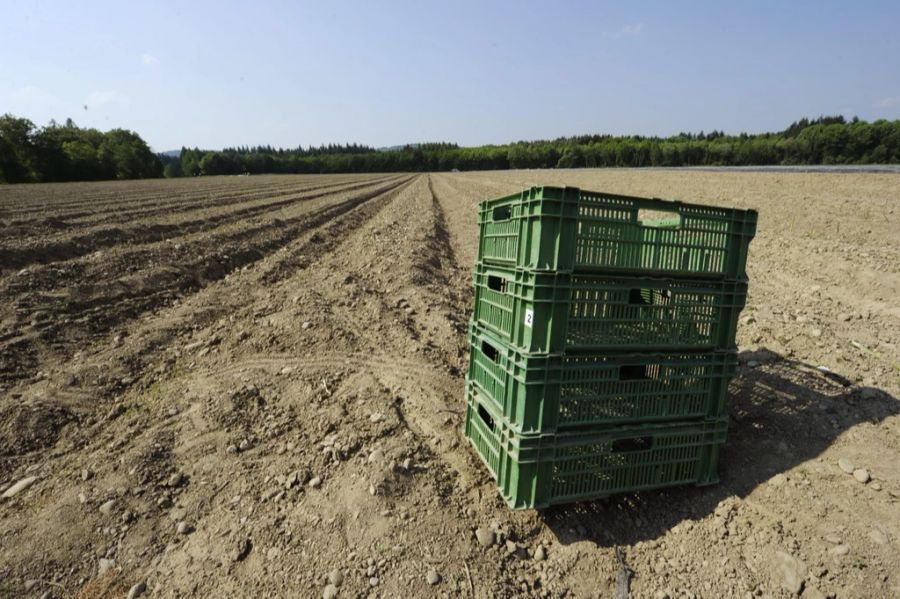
xmin=542 ymin=348 xmax=900 ymax=548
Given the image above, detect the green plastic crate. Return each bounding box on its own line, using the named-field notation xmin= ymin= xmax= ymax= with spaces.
xmin=467 ymin=323 xmax=737 ymax=434
xmin=477 ymin=186 xmax=757 ymax=279
xmin=473 ymin=262 xmax=748 ymax=354
xmin=464 ymin=384 xmax=727 ymax=509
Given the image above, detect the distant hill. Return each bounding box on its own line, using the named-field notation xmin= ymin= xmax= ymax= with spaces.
xmin=159 ymin=149 xmax=181 ymax=158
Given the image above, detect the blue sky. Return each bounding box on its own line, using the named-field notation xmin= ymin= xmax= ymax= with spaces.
xmin=2 ymin=0 xmax=899 ymax=151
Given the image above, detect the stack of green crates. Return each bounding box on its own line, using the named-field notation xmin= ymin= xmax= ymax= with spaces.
xmin=463 ymin=186 xmax=757 ymax=509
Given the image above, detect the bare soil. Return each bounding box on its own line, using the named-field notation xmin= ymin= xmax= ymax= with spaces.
xmin=0 ymin=170 xmax=898 ymax=599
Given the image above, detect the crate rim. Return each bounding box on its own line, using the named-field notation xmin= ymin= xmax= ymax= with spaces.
xmin=478 ymin=185 xmax=759 ymax=222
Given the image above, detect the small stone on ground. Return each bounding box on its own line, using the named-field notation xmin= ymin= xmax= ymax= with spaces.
xmin=837 ymin=458 xmax=854 ymax=474
xmin=1 ymin=476 xmax=38 ymax=498
xmin=127 ymin=581 xmax=147 ymax=599
xmin=475 ymin=527 xmax=495 ymax=547
xmin=853 ymin=468 xmax=871 ymax=483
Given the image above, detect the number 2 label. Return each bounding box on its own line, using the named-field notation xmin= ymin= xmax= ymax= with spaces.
xmin=524 ymin=309 xmax=534 ymax=328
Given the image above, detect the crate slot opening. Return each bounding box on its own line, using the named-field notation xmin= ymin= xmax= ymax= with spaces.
xmin=481 ymin=340 xmax=499 ymax=362
xmin=612 ymin=436 xmax=653 ymax=453
xmin=619 ymin=364 xmax=648 ymax=380
xmin=628 ymin=288 xmax=651 ymax=305
xmin=487 ymin=275 xmax=507 ymax=293
xmin=492 ymin=206 xmax=512 ymax=222
xmin=477 ymin=403 xmax=495 ymax=431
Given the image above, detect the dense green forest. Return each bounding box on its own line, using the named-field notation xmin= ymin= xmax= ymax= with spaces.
xmin=0 ymin=114 xmax=161 ymax=183
xmin=172 ymin=116 xmax=900 ymax=176
xmin=3 ymin=113 xmax=899 ymax=183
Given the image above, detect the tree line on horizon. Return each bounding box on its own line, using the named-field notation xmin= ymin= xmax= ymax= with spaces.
xmin=0 ymin=114 xmax=162 ymax=183
xmin=3 ymin=113 xmax=899 ymax=184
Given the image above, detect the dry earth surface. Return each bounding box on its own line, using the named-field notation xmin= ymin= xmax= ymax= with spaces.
xmin=0 ymin=170 xmax=898 ymax=599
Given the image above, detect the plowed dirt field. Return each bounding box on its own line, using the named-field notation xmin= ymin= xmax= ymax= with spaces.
xmin=1 ymin=171 xmax=898 ymax=599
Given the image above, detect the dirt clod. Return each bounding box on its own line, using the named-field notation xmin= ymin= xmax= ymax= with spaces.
xmin=775 ymin=551 xmax=808 ymax=595
xmin=475 ymin=527 xmax=495 ymax=548
xmin=176 ymin=521 xmax=193 ymax=535
xmin=328 ymin=569 xmax=344 ymax=587
xmin=231 ymin=538 xmax=252 ymax=562
xmin=831 ymin=544 xmax=851 ymax=556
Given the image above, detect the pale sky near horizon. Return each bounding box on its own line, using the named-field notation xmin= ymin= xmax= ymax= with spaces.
xmin=2 ymin=0 xmax=899 ymax=152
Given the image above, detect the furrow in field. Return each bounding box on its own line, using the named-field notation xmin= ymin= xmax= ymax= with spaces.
xmin=427 ymin=174 xmax=487 ymax=272
xmin=0 ymin=176 xmax=414 ymax=387
xmin=2 ymin=175 xmax=414 ymax=318
xmin=109 ymin=175 xmax=419 ymax=382
xmin=0 ymin=176 xmax=403 ymax=271
xmin=0 ymin=177 xmax=406 ymax=303
xmin=0 ymin=175 xmax=372 ymax=228
xmin=0 ymin=174 xmax=338 ymax=213
xmin=0 ymin=178 xmax=294 ymax=217
xmin=60 ymin=175 xmax=392 ymax=228
xmin=255 ymin=178 xmax=415 ymax=286
xmin=4 ymin=177 xmax=349 ymax=225
xmin=420 ymin=175 xmax=475 ymax=367
xmin=63 ymin=174 xmax=367 ymax=212
xmin=279 ymin=173 xmax=472 ymax=408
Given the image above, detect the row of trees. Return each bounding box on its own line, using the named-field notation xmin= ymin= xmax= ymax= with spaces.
xmin=3 ymin=114 xmax=899 ymax=183
xmin=172 ymin=116 xmax=900 ymax=177
xmin=0 ymin=114 xmax=162 ymax=183
xmin=168 ymin=142 xmax=475 ymax=176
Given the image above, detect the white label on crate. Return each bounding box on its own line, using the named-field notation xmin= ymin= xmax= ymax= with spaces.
xmin=524 ymin=309 xmax=534 ymax=328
